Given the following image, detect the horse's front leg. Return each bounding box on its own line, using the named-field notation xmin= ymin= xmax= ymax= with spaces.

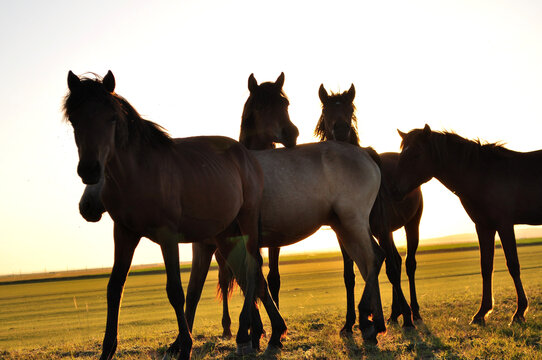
xmin=161 ymin=240 xmax=192 ymax=360
xmin=267 ymin=247 xmax=281 ymax=308
xmin=338 ymin=242 xmax=356 ymax=335
xmin=471 ymin=224 xmax=496 ymax=325
xmin=215 ymin=249 xmax=234 ymax=338
xmin=185 ymin=242 xmax=215 ymax=333
xmin=497 ymin=226 xmax=528 ymax=324
xmin=100 ymin=223 xmax=140 ymax=360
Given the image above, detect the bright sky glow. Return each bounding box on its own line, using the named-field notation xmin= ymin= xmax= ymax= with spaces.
xmin=1 ymin=0 xmax=542 ymax=275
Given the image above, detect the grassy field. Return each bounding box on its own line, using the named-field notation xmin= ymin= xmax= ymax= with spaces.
xmin=0 ymin=241 xmax=541 ymax=359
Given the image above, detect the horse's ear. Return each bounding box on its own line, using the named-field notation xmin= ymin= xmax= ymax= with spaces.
xmin=423 ymin=124 xmax=431 ymax=136
xmin=397 ymin=129 xmax=407 ymax=139
xmin=103 ymin=70 xmax=116 ymax=93
xmin=67 ymin=71 xmax=81 ymax=92
xmin=346 ymin=83 xmax=356 ymax=103
xmin=248 ymin=73 xmax=258 ymax=93
xmin=318 ymin=84 xmax=329 ymax=103
xmin=275 ymin=72 xmax=285 ymax=89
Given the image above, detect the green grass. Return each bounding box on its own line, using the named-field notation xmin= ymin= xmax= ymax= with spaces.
xmin=1 ymin=243 xmax=541 ymax=359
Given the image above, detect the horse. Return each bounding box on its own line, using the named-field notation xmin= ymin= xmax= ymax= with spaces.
xmin=184 ymin=72 xmax=402 ymax=343
xmin=76 ymin=73 xmax=391 ymax=343
xmin=316 ymin=84 xmax=424 ymax=323
xmin=394 ymin=124 xmax=532 ymax=325
xmin=64 ymin=70 xmax=286 ymax=360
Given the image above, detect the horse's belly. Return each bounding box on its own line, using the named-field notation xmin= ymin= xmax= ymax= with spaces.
xmin=259 ymin=197 xmax=329 ymax=247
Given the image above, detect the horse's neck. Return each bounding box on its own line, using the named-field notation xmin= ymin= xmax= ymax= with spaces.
xmin=433 ymin=143 xmax=482 ymax=198
xmin=239 ymin=133 xmax=274 ymax=150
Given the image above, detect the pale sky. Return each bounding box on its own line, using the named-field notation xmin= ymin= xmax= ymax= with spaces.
xmin=1 ymin=0 xmax=542 ymax=275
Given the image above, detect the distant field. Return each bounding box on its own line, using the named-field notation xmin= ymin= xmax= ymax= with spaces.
xmin=1 ymin=241 xmax=541 ymax=359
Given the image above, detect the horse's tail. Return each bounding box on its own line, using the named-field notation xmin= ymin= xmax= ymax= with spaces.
xmin=216 ymin=265 xmax=238 ymax=301
xmin=215 ymin=250 xmax=238 ymax=301
xmin=363 ymin=147 xmax=392 ymax=240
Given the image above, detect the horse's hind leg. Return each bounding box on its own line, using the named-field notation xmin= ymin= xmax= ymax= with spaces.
xmin=404 ymin=218 xmax=422 ymax=321
xmin=215 ymin=250 xmax=234 ymax=338
xmin=497 ymin=226 xmax=528 ymax=324
xmin=378 ymin=231 xmax=414 ymax=328
xmin=267 ymin=247 xmax=281 ymax=308
xmin=332 ymin=222 xmax=386 ymax=343
xmin=385 ymin=231 xmax=403 ymax=324
xmin=160 ymin=240 xmax=192 ymax=360
xmin=338 ymin=242 xmax=356 ymax=335
xmin=185 ymin=242 xmax=215 ymax=333
xmin=471 ymin=224 xmax=496 ymax=325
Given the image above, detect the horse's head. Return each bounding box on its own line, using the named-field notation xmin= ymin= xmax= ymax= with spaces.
xmin=64 ymin=71 xmax=120 ymax=184
xmin=394 ymin=124 xmax=435 ymax=200
xmin=316 ymin=84 xmax=358 ymax=145
xmin=240 ymin=72 xmax=299 ymax=150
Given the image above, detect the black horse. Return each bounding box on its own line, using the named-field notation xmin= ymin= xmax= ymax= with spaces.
xmin=395 ymin=124 xmax=532 ymax=325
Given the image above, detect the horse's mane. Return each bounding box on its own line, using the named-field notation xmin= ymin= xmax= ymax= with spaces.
xmin=239 ymin=82 xmax=289 ymax=147
xmin=63 ymin=74 xmax=172 ymax=149
xmin=405 ymin=129 xmax=512 ymax=169
xmin=314 ymin=91 xmax=359 ymax=146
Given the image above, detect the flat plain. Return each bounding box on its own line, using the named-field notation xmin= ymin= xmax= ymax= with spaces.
xmin=1 ymin=240 xmax=541 ymax=359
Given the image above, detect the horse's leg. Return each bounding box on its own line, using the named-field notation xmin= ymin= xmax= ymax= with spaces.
xmin=185 ymin=242 xmax=215 ymax=333
xmin=267 ymin=247 xmax=281 ymax=308
xmin=160 ymin=240 xmax=192 ymax=360
xmin=386 ymin=232 xmax=403 ymax=324
xmin=378 ymin=231 xmax=413 ymax=328
xmin=236 ymin=210 xmax=286 ymax=354
xmin=215 ymin=249 xmax=233 ymax=338
xmin=404 ymin=202 xmax=423 ymax=321
xmin=338 ymin=242 xmax=356 ymax=335
xmin=100 ymin=223 xmax=140 ymax=360
xmin=471 ymin=224 xmax=496 ymax=325
xmin=497 ymin=226 xmax=528 ymax=324
xmin=332 ymin=221 xmax=386 ymax=343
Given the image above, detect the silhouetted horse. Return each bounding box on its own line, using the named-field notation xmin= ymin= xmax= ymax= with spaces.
xmin=316 ymin=84 xmax=424 ymax=323
xmin=394 ymin=124 xmax=532 ymax=325
xmin=77 ymin=73 xmax=391 ymax=344
xmin=185 ymin=73 xmax=402 ymax=344
xmin=64 ymin=71 xmax=286 ymax=359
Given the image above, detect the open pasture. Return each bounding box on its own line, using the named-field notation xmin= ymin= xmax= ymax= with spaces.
xmin=1 ymin=241 xmax=541 ymax=359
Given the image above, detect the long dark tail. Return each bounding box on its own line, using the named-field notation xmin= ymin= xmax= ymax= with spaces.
xmin=363 ymin=146 xmax=392 ymax=240
xmin=216 ymin=253 xmax=238 ymax=301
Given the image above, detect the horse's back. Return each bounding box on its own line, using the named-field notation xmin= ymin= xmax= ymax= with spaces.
xmin=253 ymin=142 xmax=380 ymax=245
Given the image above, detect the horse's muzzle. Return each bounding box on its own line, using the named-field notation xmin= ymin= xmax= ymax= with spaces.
xmin=77 ymin=161 xmax=102 ymax=185
xmin=332 ymin=121 xmax=350 ymax=142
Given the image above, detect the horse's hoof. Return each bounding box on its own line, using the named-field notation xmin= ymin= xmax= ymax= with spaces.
xmin=162 ymin=350 xmax=179 ymax=360
xmin=510 ymin=315 xmax=526 ymax=326
xmin=340 ymin=326 xmax=354 ymax=337
xmin=413 ymin=313 xmax=423 ymax=322
xmin=263 ymin=344 xmax=282 ymax=358
xmin=236 ymin=342 xmax=256 ymax=356
xmin=386 ymin=317 xmax=399 ymax=325
xmin=361 ymin=325 xmax=378 ymax=344
xmin=470 ymin=316 xmax=485 ymax=326
xmin=221 ymin=331 xmax=232 ymax=339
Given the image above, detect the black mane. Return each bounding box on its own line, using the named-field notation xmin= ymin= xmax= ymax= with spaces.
xmin=403 ymin=129 xmax=513 ymax=170
xmin=314 ymin=91 xmax=359 ymax=146
xmin=63 ymin=75 xmax=172 ymax=148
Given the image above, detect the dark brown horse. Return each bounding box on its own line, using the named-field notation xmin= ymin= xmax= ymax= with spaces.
xmin=316 ymin=84 xmax=424 ymax=324
xmin=185 ymin=73 xmax=398 ymax=343
xmin=64 ymin=71 xmax=286 ymax=359
xmin=394 ymin=124 xmax=532 ymax=325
